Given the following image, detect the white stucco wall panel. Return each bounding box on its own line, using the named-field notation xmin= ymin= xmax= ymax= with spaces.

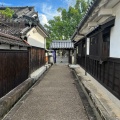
xmin=0 ymin=44 xmax=27 ymax=50
xmin=27 ymin=27 xmax=45 ymax=48
xmin=0 ymin=44 xmax=10 ymax=49
xmin=28 ymin=37 xmax=44 ymax=48
xmin=110 ymin=3 xmax=120 ymax=58
xmin=87 ymin=38 xmax=90 ymax=55
xmin=11 ymin=46 xmax=20 ymax=50
xmin=20 ymin=47 xmax=28 ymax=50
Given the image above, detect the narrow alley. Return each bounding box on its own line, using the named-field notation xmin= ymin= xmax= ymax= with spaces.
xmin=3 ymin=65 xmax=93 ymax=120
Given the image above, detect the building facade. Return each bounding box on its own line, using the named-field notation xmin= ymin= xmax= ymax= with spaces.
xmin=0 ymin=6 xmax=48 ymax=98
xmin=71 ymin=0 xmax=120 ymax=99
xmin=0 ymin=6 xmax=48 ymax=49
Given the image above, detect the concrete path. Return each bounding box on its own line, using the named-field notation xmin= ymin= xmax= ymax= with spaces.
xmin=56 ymin=56 xmax=68 ymax=64
xmin=3 ymin=65 xmax=88 ymax=120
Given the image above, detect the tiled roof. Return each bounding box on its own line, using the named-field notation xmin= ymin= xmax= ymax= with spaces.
xmin=0 ymin=6 xmax=48 ymax=37
xmin=50 ymin=40 xmax=74 ymax=49
xmin=0 ymin=32 xmax=30 ymax=47
xmin=0 ymin=6 xmax=35 ymax=19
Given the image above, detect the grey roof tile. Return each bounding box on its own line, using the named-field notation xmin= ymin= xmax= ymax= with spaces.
xmin=0 ymin=32 xmax=30 ymax=47
xmin=50 ymin=40 xmax=74 ymax=49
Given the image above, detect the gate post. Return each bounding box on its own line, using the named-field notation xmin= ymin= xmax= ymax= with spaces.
xmin=74 ymin=48 xmax=77 ymax=64
xmin=54 ymin=50 xmax=56 ymax=63
xmin=68 ymin=50 xmax=70 ymax=64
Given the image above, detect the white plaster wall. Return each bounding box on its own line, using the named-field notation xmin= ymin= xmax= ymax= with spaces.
xmin=11 ymin=46 xmax=19 ymax=50
xmin=86 ymin=38 xmax=90 ymax=55
xmin=27 ymin=27 xmax=45 ymax=48
xmin=0 ymin=44 xmax=10 ymax=49
xmin=0 ymin=44 xmax=28 ymax=50
xmin=20 ymin=47 xmax=28 ymax=50
xmin=110 ymin=3 xmax=120 ymax=58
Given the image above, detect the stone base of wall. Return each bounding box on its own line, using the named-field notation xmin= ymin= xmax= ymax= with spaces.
xmin=69 ymin=64 xmax=120 ymax=120
xmin=0 ymin=78 xmax=34 ymax=119
xmin=0 ymin=64 xmax=51 ymax=119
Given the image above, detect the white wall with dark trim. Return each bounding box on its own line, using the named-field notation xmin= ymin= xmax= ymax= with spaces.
xmin=110 ymin=3 xmax=120 ymax=58
xmin=27 ymin=27 xmax=45 ymax=48
xmin=0 ymin=44 xmax=28 ymax=50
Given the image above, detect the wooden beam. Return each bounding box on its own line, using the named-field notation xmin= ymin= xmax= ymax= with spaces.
xmin=81 ymin=29 xmax=88 ymax=34
xmin=88 ymin=22 xmax=98 ymax=27
xmin=98 ymin=8 xmax=114 ymax=16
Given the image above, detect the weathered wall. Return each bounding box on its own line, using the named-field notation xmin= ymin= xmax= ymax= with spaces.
xmin=0 ymin=44 xmax=27 ymax=50
xmin=27 ymin=27 xmax=45 ymax=48
xmin=110 ymin=3 xmax=120 ymax=58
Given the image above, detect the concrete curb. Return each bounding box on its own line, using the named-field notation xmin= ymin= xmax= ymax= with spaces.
xmin=69 ymin=64 xmax=120 ymax=120
xmin=30 ymin=65 xmax=51 ymax=82
xmin=0 ymin=78 xmax=34 ymax=119
xmin=0 ymin=64 xmax=51 ymax=119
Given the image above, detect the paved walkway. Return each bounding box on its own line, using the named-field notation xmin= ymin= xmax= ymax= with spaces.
xmin=3 ymin=65 xmax=88 ymax=120
xmin=56 ymin=56 xmax=68 ymax=64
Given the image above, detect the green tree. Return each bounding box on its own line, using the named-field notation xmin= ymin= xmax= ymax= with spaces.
xmin=45 ymin=0 xmax=90 ymax=48
xmin=0 ymin=8 xmax=14 ymax=18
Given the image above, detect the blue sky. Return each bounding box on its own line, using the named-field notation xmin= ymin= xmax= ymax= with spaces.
xmin=0 ymin=0 xmax=76 ymax=25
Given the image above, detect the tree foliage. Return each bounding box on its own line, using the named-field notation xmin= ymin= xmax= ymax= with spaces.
xmin=0 ymin=8 xmax=14 ymax=18
xmin=45 ymin=0 xmax=90 ymax=48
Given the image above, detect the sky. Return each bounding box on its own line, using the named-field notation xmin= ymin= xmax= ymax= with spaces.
xmin=0 ymin=0 xmax=76 ymax=25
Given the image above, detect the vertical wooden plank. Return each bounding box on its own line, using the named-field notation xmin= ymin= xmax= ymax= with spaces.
xmin=107 ymin=61 xmax=110 ymax=86
xmin=0 ymin=50 xmax=29 ymax=98
xmin=99 ymin=32 xmax=103 ymax=60
xmin=28 ymin=47 xmax=31 ymax=75
xmin=102 ymin=63 xmax=105 ymax=83
xmin=92 ymin=59 xmax=94 ymax=76
xmin=93 ymin=60 xmax=95 ymax=78
xmin=85 ymin=37 xmax=87 ymax=75
xmin=99 ymin=64 xmax=101 ymax=81
xmin=112 ymin=62 xmax=115 ymax=90
xmin=95 ymin=60 xmax=97 ymax=79
xmin=96 ymin=61 xmax=98 ymax=79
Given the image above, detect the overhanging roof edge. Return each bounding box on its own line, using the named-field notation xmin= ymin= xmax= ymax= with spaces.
xmin=71 ymin=0 xmax=101 ymax=41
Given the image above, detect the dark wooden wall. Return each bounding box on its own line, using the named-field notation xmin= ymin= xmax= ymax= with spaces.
xmin=0 ymin=47 xmax=45 ymax=98
xmin=0 ymin=50 xmax=29 ymax=98
xmin=77 ymin=56 xmax=120 ymax=99
xmin=29 ymin=47 xmax=45 ymax=73
xmin=76 ymin=18 xmax=118 ymax=99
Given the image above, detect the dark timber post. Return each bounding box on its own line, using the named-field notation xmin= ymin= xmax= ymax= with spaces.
xmin=54 ymin=50 xmax=56 ymax=63
xmin=74 ymin=47 xmax=77 ymax=64
xmin=77 ymin=32 xmax=87 ymax=75
xmin=85 ymin=36 xmax=87 ymax=76
xmin=68 ymin=50 xmax=70 ymax=64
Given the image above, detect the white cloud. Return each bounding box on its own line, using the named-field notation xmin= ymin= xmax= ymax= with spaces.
xmin=21 ymin=2 xmax=60 ymax=25
xmin=39 ymin=13 xmax=48 ymax=26
xmin=38 ymin=3 xmax=60 ymax=25
xmin=41 ymin=3 xmax=60 ymax=20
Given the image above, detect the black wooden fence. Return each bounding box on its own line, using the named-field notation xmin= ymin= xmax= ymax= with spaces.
xmin=77 ymin=56 xmax=120 ymax=99
xmin=0 ymin=47 xmax=45 ymax=98
xmin=0 ymin=50 xmax=29 ymax=98
xmin=29 ymin=47 xmax=45 ymax=74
